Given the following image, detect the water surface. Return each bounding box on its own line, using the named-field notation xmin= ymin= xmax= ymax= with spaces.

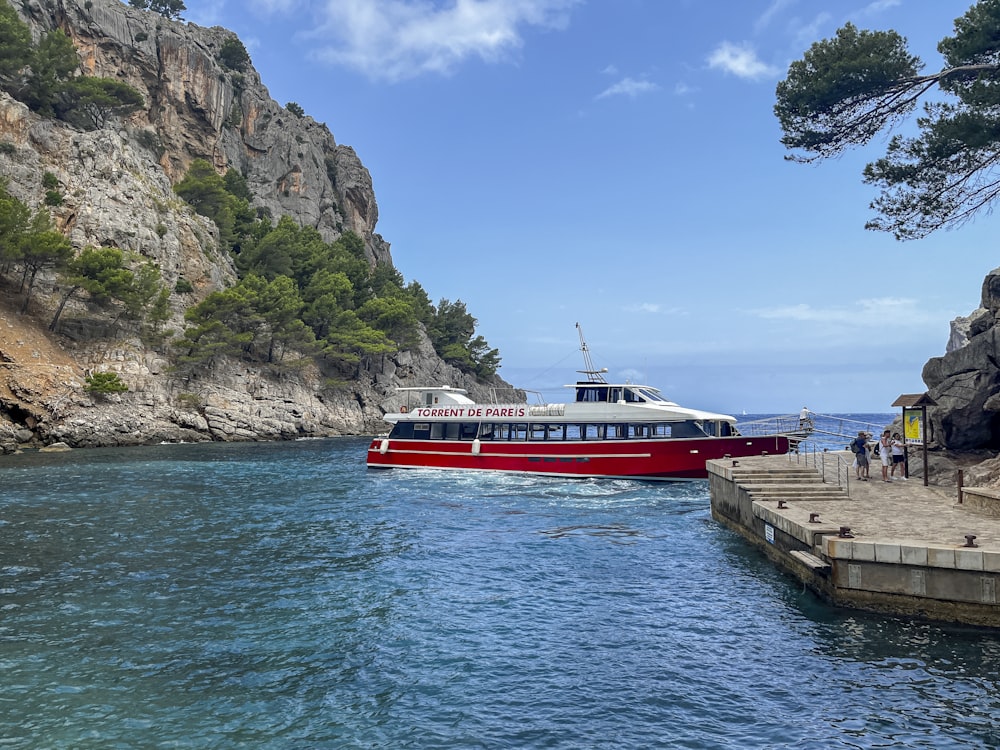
xmin=1 ymin=437 xmax=997 ymax=748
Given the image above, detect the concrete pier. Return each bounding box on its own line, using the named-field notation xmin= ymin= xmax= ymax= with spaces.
xmin=708 ymin=451 xmax=1000 ymax=627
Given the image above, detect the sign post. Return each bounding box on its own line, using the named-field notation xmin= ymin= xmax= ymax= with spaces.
xmin=892 ymin=393 xmax=937 ymax=487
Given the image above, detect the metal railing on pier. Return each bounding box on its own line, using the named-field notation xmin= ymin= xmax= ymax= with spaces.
xmin=786 ymin=443 xmax=852 ymax=495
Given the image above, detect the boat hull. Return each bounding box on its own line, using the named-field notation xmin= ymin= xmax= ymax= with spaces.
xmin=366 ymin=434 xmax=789 ymax=480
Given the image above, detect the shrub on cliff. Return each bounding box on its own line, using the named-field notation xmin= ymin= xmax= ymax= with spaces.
xmin=84 ymin=372 xmax=128 ymax=395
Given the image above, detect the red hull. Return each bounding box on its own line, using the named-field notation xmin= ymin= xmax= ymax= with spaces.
xmin=366 ymin=435 xmax=789 ymax=480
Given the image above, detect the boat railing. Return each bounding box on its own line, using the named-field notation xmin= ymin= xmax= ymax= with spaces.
xmin=528 ymin=403 xmax=566 ymax=417
xmin=738 ymin=414 xmax=813 ymax=439
xmin=786 ymin=443 xmax=852 ymax=496
xmin=489 ymin=387 xmax=542 ymax=405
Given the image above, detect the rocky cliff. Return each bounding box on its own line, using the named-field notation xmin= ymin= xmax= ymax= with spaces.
xmin=923 ymin=268 xmax=1000 ymax=454
xmin=0 ymin=0 xmax=512 ymax=452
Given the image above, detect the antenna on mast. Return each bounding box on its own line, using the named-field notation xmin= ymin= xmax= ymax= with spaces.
xmin=575 ymin=322 xmax=608 ymax=383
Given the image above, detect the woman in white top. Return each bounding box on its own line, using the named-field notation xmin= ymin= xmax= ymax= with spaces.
xmin=879 ymin=430 xmax=892 ymax=482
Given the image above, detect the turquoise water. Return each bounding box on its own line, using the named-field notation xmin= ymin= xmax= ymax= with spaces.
xmin=1 ymin=436 xmax=999 ymax=748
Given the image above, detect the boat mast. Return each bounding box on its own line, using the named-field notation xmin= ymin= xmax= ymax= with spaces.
xmin=576 ymin=322 xmax=608 ymax=383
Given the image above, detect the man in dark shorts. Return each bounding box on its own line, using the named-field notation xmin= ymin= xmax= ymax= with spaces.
xmin=851 ymin=430 xmax=870 ymax=481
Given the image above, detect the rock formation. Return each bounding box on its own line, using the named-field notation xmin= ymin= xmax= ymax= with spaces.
xmin=923 ymin=267 xmax=1000 ymax=454
xmin=0 ymin=0 xmax=513 ymax=453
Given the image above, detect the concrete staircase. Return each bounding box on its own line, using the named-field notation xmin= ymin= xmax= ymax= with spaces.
xmin=730 ymin=465 xmax=850 ymax=503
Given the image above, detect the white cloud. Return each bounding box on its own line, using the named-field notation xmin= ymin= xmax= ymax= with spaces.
xmin=308 ymin=0 xmax=582 ymax=82
xmin=752 ymin=297 xmax=938 ymax=327
xmin=624 ymin=303 xmax=662 ymax=314
xmin=754 ymin=0 xmax=796 ymax=33
xmin=859 ymin=0 xmax=902 ymax=17
xmin=249 ymin=0 xmax=299 ymax=13
xmin=184 ymin=0 xmax=228 ymax=26
xmin=596 ymin=77 xmax=660 ymax=100
xmin=707 ymin=41 xmax=780 ymax=81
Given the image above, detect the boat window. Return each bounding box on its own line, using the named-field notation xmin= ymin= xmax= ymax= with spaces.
xmin=622 ymin=388 xmax=644 ymax=403
xmin=636 ymin=388 xmax=665 ymax=402
xmin=431 ymin=423 xmax=445 ymax=439
xmin=629 ymin=423 xmax=649 ymax=438
xmin=511 ymin=423 xmax=528 ymax=441
xmin=389 ymin=422 xmax=412 ymax=439
xmin=413 ymin=423 xmax=431 ymax=439
xmin=460 ymin=423 xmax=478 ymax=440
xmin=576 ymin=386 xmax=609 ymax=403
xmin=478 ymin=423 xmax=496 ymax=440
xmin=609 ymin=424 xmax=628 ymax=440
xmin=548 ymin=424 xmax=566 ymax=440
xmin=566 ymin=423 xmax=606 ymax=440
xmin=720 ymin=422 xmax=734 ymax=437
xmin=672 ymin=420 xmax=708 ymax=438
xmin=610 ymin=388 xmax=623 ymax=403
xmin=529 ymin=424 xmax=548 ymax=441
xmin=651 ymin=423 xmax=671 ymax=437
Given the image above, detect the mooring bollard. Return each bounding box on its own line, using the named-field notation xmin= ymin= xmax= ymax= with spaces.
xmin=809 ymin=513 xmax=820 ymax=523
xmin=838 ymin=526 xmax=854 ymax=538
xmin=964 ymin=534 xmax=978 ymax=548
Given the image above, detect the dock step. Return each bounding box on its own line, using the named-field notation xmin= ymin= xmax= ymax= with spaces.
xmin=789 ymin=550 xmax=831 ymax=574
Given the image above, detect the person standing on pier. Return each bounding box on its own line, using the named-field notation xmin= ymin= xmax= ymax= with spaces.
xmin=890 ymin=432 xmax=906 ymax=480
xmin=879 ymin=430 xmax=893 ymax=482
xmin=851 ymin=431 xmax=870 ymax=481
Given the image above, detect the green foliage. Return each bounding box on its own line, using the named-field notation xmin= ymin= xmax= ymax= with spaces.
xmin=49 ymin=246 xmax=166 ymax=332
xmin=42 ymin=172 xmax=58 ymax=190
xmin=128 ymin=0 xmax=186 ymax=20
xmin=22 ymin=29 xmax=80 ymax=116
xmin=175 ymin=277 xmax=194 ymax=294
xmin=0 ymin=181 xmax=30 ymax=265
xmin=775 ymin=3 xmax=1000 ymax=239
xmin=428 ymin=299 xmax=500 ymax=378
xmin=56 ymin=77 xmax=145 ymax=130
xmin=775 ymin=23 xmax=921 ymax=161
xmin=177 ymin=273 xmax=318 ymax=367
xmin=174 ymin=159 xmax=254 ymax=251
xmin=0 ymin=3 xmax=33 ymax=96
xmin=286 ymin=102 xmax=305 ymax=117
xmin=218 ymin=37 xmax=250 ymax=72
xmin=44 ymin=190 xmax=63 ymax=206
xmin=223 ymin=169 xmax=253 ymax=202
xmin=84 ymin=371 xmax=128 ymax=395
xmin=13 ymin=212 xmax=73 ymax=313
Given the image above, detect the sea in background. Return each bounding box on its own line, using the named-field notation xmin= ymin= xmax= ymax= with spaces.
xmin=2 ymin=418 xmax=999 ymax=749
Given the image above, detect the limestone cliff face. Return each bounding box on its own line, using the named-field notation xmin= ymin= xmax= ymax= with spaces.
xmin=923 ymin=267 xmax=1000 ymax=453
xmin=18 ymin=0 xmax=390 ymax=264
xmin=0 ymin=0 xmax=512 ymax=452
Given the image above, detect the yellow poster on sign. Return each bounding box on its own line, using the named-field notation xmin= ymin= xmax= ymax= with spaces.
xmin=904 ymin=408 xmax=923 ymax=443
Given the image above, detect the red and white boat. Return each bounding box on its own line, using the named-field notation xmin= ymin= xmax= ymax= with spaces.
xmin=366 ymin=329 xmax=791 ymax=480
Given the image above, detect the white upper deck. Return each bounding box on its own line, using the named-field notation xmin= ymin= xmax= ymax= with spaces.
xmin=386 ymin=382 xmax=736 ymax=425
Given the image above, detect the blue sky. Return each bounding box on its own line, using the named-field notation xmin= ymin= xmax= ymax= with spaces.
xmin=186 ymin=0 xmax=990 ymax=414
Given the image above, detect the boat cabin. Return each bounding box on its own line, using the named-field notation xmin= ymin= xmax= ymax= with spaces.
xmin=572 ymin=382 xmax=669 ymax=405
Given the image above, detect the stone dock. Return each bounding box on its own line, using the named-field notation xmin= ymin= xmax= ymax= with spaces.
xmin=708 ymin=450 xmax=1000 ymax=627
